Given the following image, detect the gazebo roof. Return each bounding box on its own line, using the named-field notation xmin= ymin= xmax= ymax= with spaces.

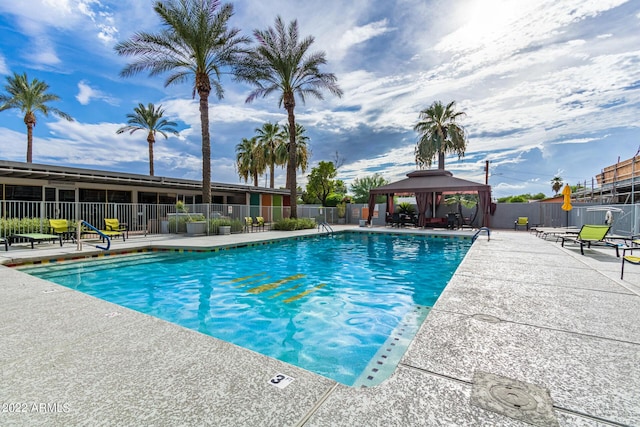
xmin=369 ymin=169 xmax=490 ymax=195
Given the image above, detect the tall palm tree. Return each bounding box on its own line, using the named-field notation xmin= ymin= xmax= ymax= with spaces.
xmin=254 ymin=122 xmax=282 ymax=188
xmin=114 ymin=0 xmax=248 ymax=203
xmin=0 ymin=72 xmax=73 ymax=163
xmin=414 ymin=100 xmax=467 ymax=170
xmin=236 ymin=137 xmax=264 ymax=186
xmin=235 ymin=16 xmax=342 ymax=218
xmin=116 ymin=103 xmax=179 ymax=176
xmin=551 ymin=176 xmax=563 ymax=196
xmin=277 ymin=123 xmax=310 ymax=189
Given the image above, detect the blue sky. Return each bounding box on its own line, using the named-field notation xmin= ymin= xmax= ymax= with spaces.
xmin=0 ymin=0 xmax=639 ymax=198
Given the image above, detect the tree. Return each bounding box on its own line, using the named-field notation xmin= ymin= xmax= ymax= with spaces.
xmin=116 ymin=103 xmax=179 ymax=176
xmin=0 ymin=72 xmax=73 ymax=162
xmin=235 ymin=16 xmax=343 ymax=218
xmin=551 ymin=176 xmax=563 ymax=196
xmin=236 ymin=137 xmax=264 ymax=186
xmin=350 ymin=173 xmax=389 ymax=203
xmin=306 ymin=161 xmax=337 ymax=206
xmin=414 ymin=100 xmax=467 ymax=170
xmin=114 ymin=0 xmax=248 ymax=203
xmin=277 ymin=123 xmax=310 ymax=188
xmin=254 ymin=122 xmax=283 ymax=188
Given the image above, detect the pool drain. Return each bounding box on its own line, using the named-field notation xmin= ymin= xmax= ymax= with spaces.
xmin=490 ymin=384 xmax=537 ymax=410
xmin=471 ymin=371 xmax=558 ymax=426
xmin=472 ymin=313 xmax=501 ymax=323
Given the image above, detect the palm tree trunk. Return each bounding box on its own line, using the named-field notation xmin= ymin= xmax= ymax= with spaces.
xmin=199 ymin=90 xmax=212 ymax=204
xmin=284 ymin=91 xmax=297 ymax=219
xmin=148 ymin=132 xmax=155 ymax=176
xmin=438 ymin=151 xmax=445 ymax=170
xmin=286 ymin=108 xmax=297 ymax=219
xmin=26 ymin=124 xmax=33 ymax=163
xmin=25 ymin=113 xmax=35 ymax=163
xmin=270 ymin=162 xmax=275 ymax=189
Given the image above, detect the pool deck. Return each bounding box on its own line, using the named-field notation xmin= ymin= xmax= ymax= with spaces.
xmin=1 ymin=227 xmax=639 ymax=426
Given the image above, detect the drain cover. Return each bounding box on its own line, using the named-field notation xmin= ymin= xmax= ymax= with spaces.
xmin=472 ymin=313 xmax=501 ymax=323
xmin=471 ymin=371 xmax=558 ymax=426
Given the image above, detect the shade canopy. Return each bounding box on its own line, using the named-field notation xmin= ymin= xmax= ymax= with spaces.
xmin=367 ymin=169 xmax=493 ymax=227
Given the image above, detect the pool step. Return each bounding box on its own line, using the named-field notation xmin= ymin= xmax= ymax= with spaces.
xmin=20 ymin=252 xmax=165 ymax=279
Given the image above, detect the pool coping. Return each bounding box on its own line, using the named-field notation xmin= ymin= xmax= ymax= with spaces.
xmin=1 ymin=227 xmax=639 ymax=426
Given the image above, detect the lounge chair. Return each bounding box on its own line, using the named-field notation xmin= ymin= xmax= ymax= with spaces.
xmin=8 ymin=233 xmax=62 ymax=249
xmin=560 ymin=224 xmax=619 ymax=257
xmin=104 ymin=218 xmax=128 ymax=238
xmin=244 ymin=217 xmax=253 ymax=232
xmin=514 ymin=217 xmax=529 ymax=230
xmin=621 ymin=246 xmax=640 ymax=279
xmin=80 ymin=223 xmax=125 ymax=242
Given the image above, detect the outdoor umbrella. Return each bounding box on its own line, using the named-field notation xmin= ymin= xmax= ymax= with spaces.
xmin=561 ymin=184 xmax=572 ymax=226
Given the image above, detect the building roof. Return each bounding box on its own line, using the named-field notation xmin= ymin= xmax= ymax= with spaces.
xmin=0 ymin=160 xmax=289 ymax=195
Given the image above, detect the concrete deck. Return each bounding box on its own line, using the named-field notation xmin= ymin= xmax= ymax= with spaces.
xmin=1 ymin=227 xmax=639 ymax=426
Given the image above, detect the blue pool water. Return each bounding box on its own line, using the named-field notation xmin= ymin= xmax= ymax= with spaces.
xmin=19 ymin=232 xmax=471 ymax=386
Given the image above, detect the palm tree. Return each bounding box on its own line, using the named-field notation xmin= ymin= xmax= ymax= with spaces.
xmin=114 ymin=0 xmax=248 ymax=203
xmin=116 ymin=103 xmax=179 ymax=176
xmin=236 ymin=137 xmax=264 ymax=186
xmin=277 ymin=123 xmax=310 ymax=189
xmin=254 ymin=122 xmax=282 ymax=188
xmin=414 ymin=100 xmax=467 ymax=170
xmin=235 ymin=16 xmax=342 ymax=218
xmin=551 ymin=176 xmax=563 ymax=196
xmin=0 ymin=72 xmax=73 ymax=163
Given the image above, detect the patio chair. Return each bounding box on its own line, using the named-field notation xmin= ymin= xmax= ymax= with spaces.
xmin=244 ymin=217 xmax=253 ymax=232
xmin=560 ymin=224 xmax=619 ymax=257
xmin=514 ymin=217 xmax=529 ymax=230
xmin=252 ymin=216 xmax=265 ymax=232
xmin=391 ymin=213 xmax=401 ymax=227
xmin=1 ymin=237 xmax=7 ymax=251
xmin=49 ymin=219 xmax=75 ymax=243
xmin=104 ymin=218 xmax=129 ymax=238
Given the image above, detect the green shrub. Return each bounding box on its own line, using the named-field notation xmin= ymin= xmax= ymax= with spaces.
xmin=230 ymin=218 xmax=244 ymax=233
xmin=272 ymin=218 xmax=317 ymax=231
xmin=0 ymin=217 xmax=44 ymax=237
xmin=209 ymin=218 xmax=232 ymax=234
xmin=325 ymin=193 xmax=342 ymax=207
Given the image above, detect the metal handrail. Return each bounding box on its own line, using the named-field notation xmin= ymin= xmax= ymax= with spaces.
xmin=79 ymin=220 xmax=110 ymax=251
xmin=472 ymin=227 xmax=491 ymax=242
xmin=318 ymin=222 xmax=334 ymax=234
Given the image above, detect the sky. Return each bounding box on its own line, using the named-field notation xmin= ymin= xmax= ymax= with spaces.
xmin=0 ymin=0 xmax=639 ymax=199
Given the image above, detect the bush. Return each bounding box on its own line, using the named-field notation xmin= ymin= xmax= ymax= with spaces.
xmin=0 ymin=217 xmax=44 ymax=237
xmin=325 ymin=193 xmax=342 ymax=207
xmin=209 ymin=218 xmax=231 ymax=234
xmin=272 ymin=218 xmax=317 ymax=231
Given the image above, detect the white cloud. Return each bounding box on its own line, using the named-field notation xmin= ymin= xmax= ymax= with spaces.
xmin=334 ymin=19 xmax=394 ymax=60
xmin=0 ymin=55 xmax=9 ymax=75
xmin=76 ymin=80 xmax=118 ymax=106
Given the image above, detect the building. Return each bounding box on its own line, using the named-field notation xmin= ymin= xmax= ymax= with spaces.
xmin=575 ymin=155 xmax=640 ymax=204
xmin=0 ymin=160 xmax=290 ymax=233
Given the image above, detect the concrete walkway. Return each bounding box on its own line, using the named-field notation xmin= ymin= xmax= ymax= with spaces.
xmin=1 ymin=228 xmax=639 ymax=426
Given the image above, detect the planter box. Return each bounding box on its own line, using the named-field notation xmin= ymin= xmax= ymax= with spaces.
xmin=218 ymin=225 xmax=231 ymax=235
xmin=186 ymin=221 xmax=207 ymax=236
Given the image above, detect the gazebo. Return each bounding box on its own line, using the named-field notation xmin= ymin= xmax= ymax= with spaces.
xmin=367 ymin=169 xmax=493 ymax=227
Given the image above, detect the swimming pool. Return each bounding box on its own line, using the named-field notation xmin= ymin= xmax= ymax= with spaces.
xmin=19 ymin=232 xmax=471 ymax=386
